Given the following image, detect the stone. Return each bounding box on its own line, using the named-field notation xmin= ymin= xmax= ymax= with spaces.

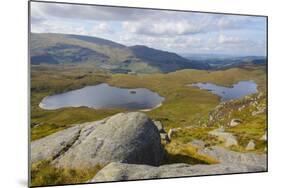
xmin=229 ymin=119 xmax=242 ymax=127
xmin=198 ymin=146 xmax=266 ymax=166
xmin=201 ymin=124 xmax=207 ymax=128
xmin=168 ymin=128 xmax=176 ymax=140
xmin=160 ymin=133 xmax=170 ymax=143
xmin=224 ymin=137 xmax=238 ymax=147
xmin=257 ymin=92 xmax=263 ymax=99
xmin=251 ymin=111 xmax=258 ymax=116
xmin=189 ymin=139 xmax=206 ymax=149
xmin=238 ymin=105 xmax=245 ymax=111
xmin=153 ymin=120 xmax=165 ymax=133
xmin=260 ymin=133 xmax=267 ymax=141
xmin=31 ymin=112 xmax=164 ymax=169
xmin=252 ymin=107 xmax=266 ymax=116
xmin=208 ymin=128 xmax=238 ymax=147
xmin=91 ymin=160 xmax=266 ymax=182
xmin=246 ymin=140 xmax=256 ymax=151
xmin=31 ymin=125 xmax=83 ymax=164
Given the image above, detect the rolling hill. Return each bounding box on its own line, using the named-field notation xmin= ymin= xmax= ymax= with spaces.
xmin=181 ymin=53 xmax=266 ymax=69
xmin=30 ymin=33 xmax=210 ymax=73
xmin=129 ymin=45 xmax=210 ymax=72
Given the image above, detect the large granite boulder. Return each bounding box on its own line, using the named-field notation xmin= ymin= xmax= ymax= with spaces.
xmin=91 ymin=161 xmax=266 ymax=182
xmin=91 ymin=143 xmax=267 ymax=182
xmin=31 ymin=112 xmax=164 ymax=168
xmin=31 ymin=125 xmax=83 ymax=164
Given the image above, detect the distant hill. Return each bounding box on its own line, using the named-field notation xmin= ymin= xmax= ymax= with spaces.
xmin=181 ymin=53 xmax=266 ymax=69
xmin=129 ymin=45 xmax=210 ymax=72
xmin=68 ymin=34 xmax=127 ymax=49
xmin=209 ymin=56 xmax=267 ymax=70
xmin=30 ymin=33 xmax=210 ymax=73
xmin=30 ymin=33 xmax=132 ymax=66
xmin=31 ymin=43 xmax=109 ymax=65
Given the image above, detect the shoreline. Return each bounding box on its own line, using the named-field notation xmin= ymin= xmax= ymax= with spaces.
xmin=140 ymin=102 xmax=163 ymax=112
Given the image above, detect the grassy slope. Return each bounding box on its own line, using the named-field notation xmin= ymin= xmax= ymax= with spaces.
xmin=31 ymin=33 xmax=133 ymax=64
xmin=109 ymin=67 xmax=266 ymax=130
xmin=31 ymin=160 xmax=103 ymax=187
xmin=30 ymin=65 xmax=267 ymax=186
xmin=31 ymin=66 xmax=123 ymax=140
xmin=107 ymin=66 xmax=267 ymax=158
xmin=31 ymin=65 xmax=266 ymax=140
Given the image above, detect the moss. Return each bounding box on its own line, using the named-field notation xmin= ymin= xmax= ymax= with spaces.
xmin=226 ymin=114 xmax=266 ymax=153
xmin=31 ymin=160 xmax=103 ymax=187
xmin=31 ymin=107 xmax=123 ymax=140
xmin=163 ymin=141 xmax=219 ymax=165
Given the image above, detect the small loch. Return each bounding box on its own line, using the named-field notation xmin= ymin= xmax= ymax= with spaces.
xmin=39 ymin=83 xmax=164 ymax=110
xmin=191 ymin=81 xmax=258 ymax=101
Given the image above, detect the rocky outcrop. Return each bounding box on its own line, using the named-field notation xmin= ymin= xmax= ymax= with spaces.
xmin=252 ymin=106 xmax=266 ymax=116
xmin=31 ymin=111 xmax=267 ymax=183
xmin=207 ymin=92 xmax=266 ymax=128
xmin=31 ymin=112 xmax=164 ymax=168
xmin=31 ymin=125 xmax=83 ymax=164
xmin=198 ymin=146 xmax=266 ymax=167
xmin=188 ymin=139 xmax=206 ymax=148
xmin=91 ymin=143 xmax=267 ymax=182
xmin=208 ymin=128 xmax=238 ymax=147
xmin=91 ymin=160 xmax=266 ymax=182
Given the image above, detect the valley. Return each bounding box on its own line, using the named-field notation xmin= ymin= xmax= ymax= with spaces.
xmin=30 ymin=33 xmax=267 ymax=186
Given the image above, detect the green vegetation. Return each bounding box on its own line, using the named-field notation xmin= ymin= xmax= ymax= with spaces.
xmin=31 ymin=160 xmax=103 ymax=187
xmin=228 ymin=116 xmax=266 ymax=153
xmin=31 ymin=66 xmax=122 ymax=140
xmin=170 ymin=127 xmax=221 ymax=146
xmin=31 ymin=65 xmax=266 ymax=141
xmin=207 ymin=91 xmax=267 ymax=153
xmin=30 ymin=64 xmax=267 ymax=185
xmin=163 ymin=140 xmax=219 ymax=165
xmin=31 ymin=33 xmax=133 ymax=64
xmin=31 ymin=33 xmax=212 ymax=73
xmin=30 ymin=33 xmax=267 ymax=186
xmin=108 ymin=67 xmax=266 ymax=131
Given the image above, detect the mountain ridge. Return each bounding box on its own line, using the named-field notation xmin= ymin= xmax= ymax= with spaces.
xmin=30 ymin=33 xmax=210 ymax=73
xmin=30 ymin=33 xmax=266 ymax=73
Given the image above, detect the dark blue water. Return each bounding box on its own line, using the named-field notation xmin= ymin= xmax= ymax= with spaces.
xmin=191 ymin=81 xmax=258 ymax=101
xmin=39 ymin=83 xmax=164 ymax=110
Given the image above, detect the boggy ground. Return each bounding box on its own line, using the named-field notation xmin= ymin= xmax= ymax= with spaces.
xmin=30 ymin=64 xmax=267 ymax=186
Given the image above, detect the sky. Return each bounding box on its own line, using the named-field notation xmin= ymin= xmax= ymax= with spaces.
xmin=31 ymin=2 xmax=267 ymax=56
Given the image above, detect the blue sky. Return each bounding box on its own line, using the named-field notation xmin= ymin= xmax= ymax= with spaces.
xmin=31 ymin=2 xmax=267 ymax=56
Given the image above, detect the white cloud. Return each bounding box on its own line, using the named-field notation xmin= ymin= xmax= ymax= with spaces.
xmin=122 ymin=20 xmax=202 ymax=36
xmin=218 ymin=34 xmax=244 ymax=44
xmin=31 ymin=1 xmax=157 ymax=22
xmin=30 ymin=1 xmax=267 ymax=56
xmin=31 ymin=19 xmax=88 ymax=35
xmin=120 ymin=14 xmax=264 ymax=37
xmin=92 ymin=23 xmax=113 ymax=34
